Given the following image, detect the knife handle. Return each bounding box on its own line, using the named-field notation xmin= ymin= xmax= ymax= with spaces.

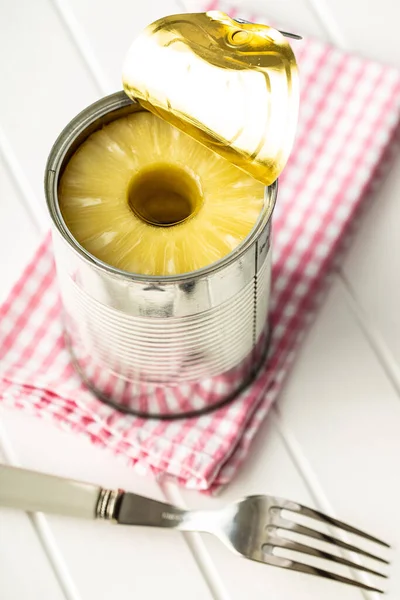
xmin=0 ymin=464 xmax=105 ymax=519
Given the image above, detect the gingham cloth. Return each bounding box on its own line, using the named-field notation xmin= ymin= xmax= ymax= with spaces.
xmin=1 ymin=5 xmax=400 ymax=492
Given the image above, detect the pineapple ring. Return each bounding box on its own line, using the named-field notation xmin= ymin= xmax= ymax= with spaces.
xmin=59 ymin=111 xmax=265 ymax=276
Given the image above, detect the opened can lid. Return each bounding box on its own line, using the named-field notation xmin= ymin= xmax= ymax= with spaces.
xmin=122 ymin=11 xmax=299 ymax=186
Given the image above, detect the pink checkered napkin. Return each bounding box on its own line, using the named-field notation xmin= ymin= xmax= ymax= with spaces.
xmin=1 ymin=9 xmax=400 ymax=492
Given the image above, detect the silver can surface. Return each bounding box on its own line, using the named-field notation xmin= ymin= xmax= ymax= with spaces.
xmin=45 ymin=91 xmax=277 ymax=418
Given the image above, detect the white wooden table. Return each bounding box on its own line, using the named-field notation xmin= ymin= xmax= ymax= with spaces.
xmin=1 ymin=1 xmax=400 ymax=598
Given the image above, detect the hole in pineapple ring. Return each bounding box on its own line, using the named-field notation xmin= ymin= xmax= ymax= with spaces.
xmin=128 ymin=162 xmax=204 ymax=227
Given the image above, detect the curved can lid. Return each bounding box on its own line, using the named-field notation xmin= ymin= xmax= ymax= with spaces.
xmin=122 ymin=11 xmax=299 ymax=186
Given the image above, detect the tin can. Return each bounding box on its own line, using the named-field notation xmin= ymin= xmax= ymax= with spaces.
xmin=45 ymin=91 xmax=277 ymax=418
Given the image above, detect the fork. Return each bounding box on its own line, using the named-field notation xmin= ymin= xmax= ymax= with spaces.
xmin=0 ymin=465 xmax=389 ymax=593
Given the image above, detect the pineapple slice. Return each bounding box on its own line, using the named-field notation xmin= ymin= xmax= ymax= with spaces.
xmin=59 ymin=111 xmax=265 ymax=276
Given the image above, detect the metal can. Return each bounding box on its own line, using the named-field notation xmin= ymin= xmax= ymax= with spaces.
xmin=45 ymin=91 xmax=277 ymax=418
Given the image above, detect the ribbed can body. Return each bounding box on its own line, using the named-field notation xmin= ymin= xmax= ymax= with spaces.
xmin=46 ymin=92 xmax=277 ymax=417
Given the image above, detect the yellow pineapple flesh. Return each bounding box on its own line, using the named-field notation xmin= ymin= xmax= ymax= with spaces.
xmin=59 ymin=110 xmax=265 ymax=276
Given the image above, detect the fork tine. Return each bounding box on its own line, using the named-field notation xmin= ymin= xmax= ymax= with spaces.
xmin=271 ymin=522 xmax=390 ymax=564
xmin=261 ymin=554 xmax=385 ymax=594
xmin=265 ymin=537 xmax=388 ymax=578
xmin=273 ymin=499 xmax=390 ymax=547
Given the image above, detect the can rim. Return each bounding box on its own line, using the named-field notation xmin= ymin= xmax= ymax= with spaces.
xmin=45 ymin=91 xmax=277 ymax=283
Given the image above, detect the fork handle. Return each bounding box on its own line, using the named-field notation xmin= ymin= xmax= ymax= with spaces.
xmin=0 ymin=464 xmax=102 ymax=519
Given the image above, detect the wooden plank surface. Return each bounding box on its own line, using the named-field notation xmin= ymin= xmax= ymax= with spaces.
xmin=277 ymin=278 xmax=400 ymax=598
xmin=0 ymin=409 xmax=215 ymax=600
xmin=0 ymin=449 xmax=66 ymax=600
